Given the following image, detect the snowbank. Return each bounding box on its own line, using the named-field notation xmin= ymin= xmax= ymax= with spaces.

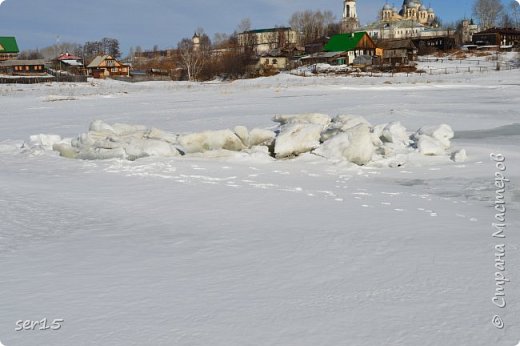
xmin=23 ymin=116 xmax=463 ymax=167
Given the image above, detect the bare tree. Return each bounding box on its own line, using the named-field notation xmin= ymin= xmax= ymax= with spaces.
xmin=101 ymin=37 xmax=121 ymax=58
xmin=500 ymin=13 xmax=515 ymax=27
xmin=213 ymin=33 xmax=230 ymax=48
xmin=83 ymin=41 xmax=104 ymax=62
xmin=18 ymin=49 xmax=44 ymax=60
xmin=237 ymin=18 xmax=252 ymax=33
xmin=38 ymin=42 xmax=83 ymax=60
xmin=176 ymin=33 xmax=210 ymax=81
xmin=473 ymin=0 xmax=504 ymax=29
xmin=289 ymin=10 xmax=338 ymax=45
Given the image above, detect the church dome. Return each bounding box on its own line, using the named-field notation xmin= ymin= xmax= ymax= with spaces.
xmin=427 ymin=7 xmax=434 ymax=13
xmin=383 ymin=3 xmax=392 ymax=10
xmin=419 ymin=5 xmax=427 ymax=11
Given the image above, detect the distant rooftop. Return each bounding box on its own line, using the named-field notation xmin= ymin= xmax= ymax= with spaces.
xmin=241 ymin=27 xmax=293 ymax=34
xmin=0 ymin=37 xmax=20 ymax=53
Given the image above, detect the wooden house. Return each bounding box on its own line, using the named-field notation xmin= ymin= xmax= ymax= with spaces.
xmin=56 ymin=53 xmax=85 ymax=75
xmin=472 ymin=28 xmax=520 ymax=48
xmin=87 ymin=55 xmax=129 ymax=78
xmin=322 ymin=32 xmax=377 ymax=65
xmin=377 ymin=39 xmax=417 ymax=64
xmin=0 ymin=37 xmax=19 ymax=62
xmin=0 ymin=60 xmax=46 ymax=75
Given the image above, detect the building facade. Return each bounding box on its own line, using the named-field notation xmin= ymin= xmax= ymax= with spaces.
xmin=237 ymin=28 xmax=298 ymax=54
xmin=87 ymin=55 xmax=130 ymax=78
xmin=0 ymin=60 xmax=46 ymax=75
xmin=472 ymin=28 xmax=520 ymax=47
xmin=362 ymin=0 xmax=447 ymax=41
xmin=461 ymin=19 xmax=480 ymax=44
xmin=323 ymin=31 xmax=377 ymax=65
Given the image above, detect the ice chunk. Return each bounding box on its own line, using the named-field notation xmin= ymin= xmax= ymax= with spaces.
xmin=234 ymin=126 xmax=250 ymax=147
xmin=29 ymin=134 xmax=62 ymax=150
xmin=274 ymin=124 xmax=323 ymax=158
xmin=124 ymin=139 xmax=180 ymax=160
xmin=52 ymin=143 xmax=79 ymax=159
xmin=315 ymin=123 xmax=375 ymax=165
xmin=89 ymin=120 xmax=116 ymax=134
xmin=178 ymin=130 xmax=245 ymax=153
xmin=332 ymin=115 xmax=372 ymax=131
xmin=417 ymin=135 xmax=446 ymax=156
xmin=415 ymin=124 xmax=454 ymax=149
xmin=76 ymin=147 xmax=127 ymax=160
xmin=111 ymin=123 xmax=147 ymax=136
xmin=144 ymin=128 xmax=178 ymax=144
xmin=451 ymin=149 xmax=467 ymax=162
xmin=273 ymin=113 xmax=331 ymax=127
xmin=381 ymin=122 xmax=410 ymax=146
xmin=314 ymin=133 xmax=351 ymax=161
xmin=249 ymin=128 xmax=276 ymax=147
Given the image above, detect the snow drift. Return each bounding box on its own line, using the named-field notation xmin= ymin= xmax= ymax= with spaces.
xmin=25 ymin=115 xmax=465 ymax=166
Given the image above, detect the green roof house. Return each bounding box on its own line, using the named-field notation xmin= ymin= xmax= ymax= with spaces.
xmin=0 ymin=37 xmax=20 ymax=61
xmin=323 ymin=32 xmax=377 ymax=65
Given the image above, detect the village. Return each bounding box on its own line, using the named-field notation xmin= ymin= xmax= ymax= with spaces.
xmin=2 ymin=1 xmax=520 ymax=346
xmin=1 ymin=0 xmax=519 ymax=83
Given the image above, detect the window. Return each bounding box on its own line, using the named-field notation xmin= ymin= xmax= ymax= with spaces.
xmin=272 ymin=59 xmax=278 ymax=65
xmin=111 ymin=68 xmax=118 ymax=73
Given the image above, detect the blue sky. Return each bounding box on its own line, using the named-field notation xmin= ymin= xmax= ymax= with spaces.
xmin=0 ymin=0 xmax=477 ymax=53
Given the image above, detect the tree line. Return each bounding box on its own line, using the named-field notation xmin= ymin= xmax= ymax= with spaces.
xmin=16 ymin=1 xmax=520 ymax=81
xmin=18 ymin=37 xmax=121 ymax=64
xmin=473 ymin=0 xmax=520 ymax=29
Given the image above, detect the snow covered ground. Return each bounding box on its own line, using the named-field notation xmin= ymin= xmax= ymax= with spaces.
xmin=1 ymin=67 xmax=519 ymax=345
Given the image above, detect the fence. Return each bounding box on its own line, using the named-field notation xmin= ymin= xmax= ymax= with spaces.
xmin=0 ymin=76 xmax=55 ymax=84
xmin=47 ymin=69 xmax=88 ymax=83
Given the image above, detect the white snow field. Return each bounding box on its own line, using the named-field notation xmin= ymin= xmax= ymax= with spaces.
xmin=1 ymin=67 xmax=519 ymax=346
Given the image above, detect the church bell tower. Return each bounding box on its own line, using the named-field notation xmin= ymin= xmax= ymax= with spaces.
xmin=342 ymin=0 xmax=360 ymax=32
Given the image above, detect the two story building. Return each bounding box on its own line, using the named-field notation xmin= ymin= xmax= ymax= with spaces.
xmin=87 ymin=55 xmax=130 ymax=78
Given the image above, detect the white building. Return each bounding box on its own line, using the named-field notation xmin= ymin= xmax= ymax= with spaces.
xmin=342 ymin=0 xmax=360 ymax=32
xmin=237 ymin=28 xmax=298 ymax=54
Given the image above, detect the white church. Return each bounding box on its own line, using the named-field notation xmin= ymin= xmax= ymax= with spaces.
xmin=342 ymin=0 xmax=449 ymax=40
